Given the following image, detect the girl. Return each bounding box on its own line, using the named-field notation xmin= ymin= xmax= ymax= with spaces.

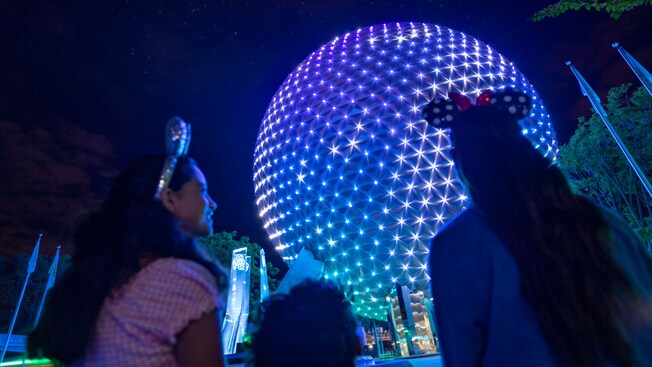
xmin=29 ymin=154 xmax=227 ymax=367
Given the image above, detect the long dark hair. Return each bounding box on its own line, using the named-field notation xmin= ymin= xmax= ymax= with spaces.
xmin=452 ymin=107 xmax=639 ymax=366
xmin=28 ymin=154 xmax=227 ymax=364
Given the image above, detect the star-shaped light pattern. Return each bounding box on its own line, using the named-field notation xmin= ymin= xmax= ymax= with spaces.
xmin=253 ymin=23 xmax=557 ymax=320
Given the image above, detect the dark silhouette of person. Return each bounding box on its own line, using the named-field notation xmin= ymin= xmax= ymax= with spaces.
xmin=423 ymin=88 xmax=652 ymax=366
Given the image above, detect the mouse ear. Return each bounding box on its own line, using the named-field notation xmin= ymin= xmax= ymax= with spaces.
xmin=155 ymin=116 xmax=191 ymax=200
xmin=422 ymin=96 xmax=462 ymax=128
xmin=489 ymin=88 xmax=532 ymax=118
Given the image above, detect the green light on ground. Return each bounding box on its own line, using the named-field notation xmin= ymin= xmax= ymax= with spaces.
xmin=0 ymin=358 xmax=53 ymax=367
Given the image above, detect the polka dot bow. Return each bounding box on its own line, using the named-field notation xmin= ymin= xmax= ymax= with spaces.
xmin=422 ymin=88 xmax=532 ymax=128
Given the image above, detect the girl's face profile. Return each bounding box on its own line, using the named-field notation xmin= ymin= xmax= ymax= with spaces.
xmin=165 ymin=165 xmax=217 ymax=238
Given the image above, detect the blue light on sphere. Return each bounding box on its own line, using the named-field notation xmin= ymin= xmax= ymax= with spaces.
xmin=253 ymin=22 xmax=557 ymax=319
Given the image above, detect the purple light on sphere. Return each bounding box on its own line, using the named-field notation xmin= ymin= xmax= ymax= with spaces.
xmin=253 ymin=22 xmax=557 ymax=319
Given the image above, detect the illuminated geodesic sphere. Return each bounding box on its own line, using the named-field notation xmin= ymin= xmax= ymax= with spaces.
xmin=253 ymin=22 xmax=557 ymax=319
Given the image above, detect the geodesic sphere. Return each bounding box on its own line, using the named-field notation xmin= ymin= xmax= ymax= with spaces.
xmin=253 ymin=22 xmax=557 ymax=319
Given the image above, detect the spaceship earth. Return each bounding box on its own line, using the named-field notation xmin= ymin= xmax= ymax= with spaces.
xmin=253 ymin=22 xmax=557 ymax=319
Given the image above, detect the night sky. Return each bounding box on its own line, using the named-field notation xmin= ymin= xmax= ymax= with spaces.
xmin=1 ymin=1 xmax=650 ymax=269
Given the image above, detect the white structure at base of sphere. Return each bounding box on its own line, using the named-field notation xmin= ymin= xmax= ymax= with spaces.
xmin=253 ymin=22 xmax=557 ymax=319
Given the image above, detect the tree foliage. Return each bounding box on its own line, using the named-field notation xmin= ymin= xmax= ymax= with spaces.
xmin=559 ymin=84 xmax=652 ymax=245
xmin=199 ymin=231 xmax=280 ymax=322
xmin=531 ymin=0 xmax=651 ymax=21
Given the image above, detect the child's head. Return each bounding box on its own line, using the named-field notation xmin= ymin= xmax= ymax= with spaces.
xmin=250 ymin=279 xmax=361 ymax=367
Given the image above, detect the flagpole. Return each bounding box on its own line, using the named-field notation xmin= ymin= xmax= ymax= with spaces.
xmin=32 ymin=246 xmax=60 ymax=327
xmin=1 ymin=234 xmax=42 ymax=363
xmin=18 ymin=245 xmax=61 ymax=367
xmin=30 ymin=290 xmax=48 ymax=336
xmin=566 ymin=61 xmax=652 ymax=198
xmin=613 ymin=43 xmax=652 ymax=97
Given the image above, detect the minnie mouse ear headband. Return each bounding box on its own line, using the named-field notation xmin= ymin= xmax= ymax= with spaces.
xmin=421 ymin=88 xmax=532 ymax=130
xmin=154 ymin=116 xmax=191 ymax=200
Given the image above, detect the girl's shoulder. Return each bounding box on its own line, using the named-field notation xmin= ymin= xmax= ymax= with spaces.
xmin=111 ymin=257 xmax=222 ymax=308
xmin=144 ymin=257 xmax=216 ymax=283
xmin=101 ymin=257 xmax=224 ymax=340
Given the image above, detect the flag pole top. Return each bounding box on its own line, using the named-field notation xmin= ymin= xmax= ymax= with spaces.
xmin=565 ymin=61 xmax=572 ymax=66
xmin=612 ymin=42 xmax=620 ymax=48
